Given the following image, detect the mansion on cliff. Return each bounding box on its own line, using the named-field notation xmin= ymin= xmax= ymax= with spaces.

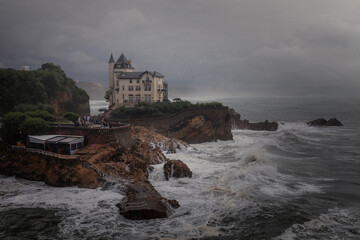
xmin=108 ymin=53 xmax=168 ymax=108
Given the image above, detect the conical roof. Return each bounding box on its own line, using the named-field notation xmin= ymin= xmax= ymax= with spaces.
xmin=108 ymin=53 xmax=115 ymax=63
xmin=114 ymin=53 xmax=134 ymax=69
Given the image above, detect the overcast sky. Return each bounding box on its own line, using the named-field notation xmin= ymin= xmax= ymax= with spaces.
xmin=1 ymin=0 xmax=360 ymax=97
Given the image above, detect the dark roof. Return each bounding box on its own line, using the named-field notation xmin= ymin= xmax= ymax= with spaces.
xmin=117 ymin=72 xmax=143 ymax=79
xmin=140 ymin=71 xmax=164 ymax=78
xmin=117 ymin=71 xmax=164 ymax=79
xmin=114 ymin=53 xmax=134 ymax=69
xmin=108 ymin=53 xmax=115 ymax=63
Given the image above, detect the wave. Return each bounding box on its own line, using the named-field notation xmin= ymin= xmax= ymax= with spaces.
xmin=276 ymin=207 xmax=360 ymax=240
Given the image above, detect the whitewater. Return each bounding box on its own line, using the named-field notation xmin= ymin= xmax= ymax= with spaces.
xmin=1 ymin=97 xmax=359 ymax=239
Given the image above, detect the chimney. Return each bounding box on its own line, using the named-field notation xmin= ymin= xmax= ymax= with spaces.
xmin=129 ymin=59 xmax=132 ymax=66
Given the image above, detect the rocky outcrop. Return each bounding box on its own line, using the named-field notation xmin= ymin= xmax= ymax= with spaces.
xmin=167 ymin=114 xmax=233 ymax=143
xmin=120 ymin=107 xmax=234 ymax=144
xmin=0 ymin=141 xmax=180 ymax=220
xmin=131 ymin=126 xmax=189 ymax=153
xmin=163 ymin=159 xmax=192 ymax=181
xmin=307 ymin=118 xmax=343 ymax=127
xmin=236 ymin=119 xmax=278 ymax=131
xmin=229 ymin=108 xmax=278 ymax=131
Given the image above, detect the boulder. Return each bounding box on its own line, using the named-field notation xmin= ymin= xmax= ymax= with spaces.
xmin=327 ymin=118 xmax=344 ymax=126
xmin=307 ymin=118 xmax=343 ymax=127
xmin=163 ymin=159 xmax=192 ymax=181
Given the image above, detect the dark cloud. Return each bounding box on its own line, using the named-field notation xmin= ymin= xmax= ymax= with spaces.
xmin=1 ymin=0 xmax=360 ymax=97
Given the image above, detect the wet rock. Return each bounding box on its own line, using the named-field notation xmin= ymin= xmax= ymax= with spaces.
xmin=229 ymin=108 xmax=278 ymax=131
xmin=307 ymin=118 xmax=343 ymax=127
xmin=327 ymin=118 xmax=344 ymax=126
xmin=168 ymin=115 xmax=233 ymax=143
xmin=0 ymin=141 xmax=180 ymax=220
xmin=131 ymin=126 xmax=189 ymax=153
xmin=116 ymin=183 xmax=179 ymax=220
xmin=163 ymin=159 xmax=192 ymax=181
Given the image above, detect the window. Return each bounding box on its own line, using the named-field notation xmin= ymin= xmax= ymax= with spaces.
xmin=71 ymin=144 xmax=76 ymax=151
xmin=129 ymin=95 xmax=133 ymax=102
xmin=130 ymin=79 xmax=132 ymax=83
xmin=122 ymin=86 xmax=124 ymax=91
xmin=116 ymin=81 xmax=119 ymax=87
xmin=136 ymin=86 xmax=141 ymax=91
xmin=136 ymin=79 xmax=140 ymax=83
xmin=77 ymin=142 xmax=83 ymax=149
xmin=117 ymin=99 xmax=119 ymax=103
xmin=128 ymin=86 xmax=133 ymax=91
xmin=122 ymin=94 xmax=124 ymax=99
xmin=136 ymin=95 xmax=140 ymax=102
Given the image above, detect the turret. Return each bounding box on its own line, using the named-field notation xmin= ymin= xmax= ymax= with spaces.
xmin=109 ymin=53 xmax=115 ymax=105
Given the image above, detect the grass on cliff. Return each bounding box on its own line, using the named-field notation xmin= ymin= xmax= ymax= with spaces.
xmin=110 ymin=101 xmax=223 ymax=120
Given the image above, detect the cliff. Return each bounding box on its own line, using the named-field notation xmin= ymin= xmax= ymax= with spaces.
xmin=229 ymin=108 xmax=278 ymax=131
xmin=122 ymin=107 xmax=233 ymax=144
xmin=131 ymin=126 xmax=189 ymax=153
xmin=0 ymin=141 xmax=183 ymax=220
xmin=0 ymin=63 xmax=90 ymax=116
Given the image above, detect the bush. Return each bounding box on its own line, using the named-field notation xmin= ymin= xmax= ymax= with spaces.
xmin=3 ymin=112 xmax=29 ymax=144
xmin=14 ymin=104 xmax=56 ymax=115
xmin=20 ymin=117 xmax=49 ymax=135
xmin=25 ymin=110 xmax=55 ymax=122
xmin=63 ymin=112 xmax=80 ymax=123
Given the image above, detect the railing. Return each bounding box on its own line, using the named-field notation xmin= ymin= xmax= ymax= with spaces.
xmin=119 ymin=201 xmax=148 ymax=212
xmin=11 ymin=146 xmax=79 ymax=160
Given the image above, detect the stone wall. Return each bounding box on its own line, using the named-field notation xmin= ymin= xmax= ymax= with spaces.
xmin=48 ymin=125 xmax=134 ymax=146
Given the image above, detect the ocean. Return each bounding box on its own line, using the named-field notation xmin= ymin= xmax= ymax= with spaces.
xmin=1 ymin=96 xmax=359 ymax=239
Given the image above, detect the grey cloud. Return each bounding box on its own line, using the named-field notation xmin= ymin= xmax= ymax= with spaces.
xmin=1 ymin=0 xmax=360 ymax=97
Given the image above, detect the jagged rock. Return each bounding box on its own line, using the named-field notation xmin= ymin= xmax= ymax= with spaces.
xmin=163 ymin=159 xmax=192 ymax=181
xmin=0 ymin=142 xmax=179 ymax=220
xmin=236 ymin=119 xmax=278 ymax=131
xmin=168 ymin=115 xmax=233 ymax=143
xmin=327 ymin=118 xmax=344 ymax=126
xmin=116 ymin=183 xmax=179 ymax=220
xmin=229 ymin=108 xmax=278 ymax=131
xmin=307 ymin=118 xmax=343 ymax=127
xmin=131 ymin=126 xmax=189 ymax=153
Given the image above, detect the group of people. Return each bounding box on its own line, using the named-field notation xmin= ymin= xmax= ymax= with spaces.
xmin=74 ymin=116 xmax=122 ymax=128
xmin=75 ymin=116 xmax=93 ymax=127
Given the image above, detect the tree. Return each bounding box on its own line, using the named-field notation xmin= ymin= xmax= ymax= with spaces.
xmin=20 ymin=117 xmax=49 ymax=135
xmin=3 ymin=112 xmax=28 ymax=144
xmin=63 ymin=112 xmax=80 ymax=123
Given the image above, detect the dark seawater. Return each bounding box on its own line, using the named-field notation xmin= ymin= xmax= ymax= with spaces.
xmin=1 ymin=96 xmax=359 ymax=239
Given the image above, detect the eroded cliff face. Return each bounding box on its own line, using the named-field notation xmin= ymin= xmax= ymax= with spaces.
xmin=166 ymin=113 xmax=233 ymax=144
xmin=0 ymin=142 xmax=181 ymax=220
xmin=50 ymin=85 xmax=90 ymax=116
xmin=132 ymin=126 xmax=189 ymax=153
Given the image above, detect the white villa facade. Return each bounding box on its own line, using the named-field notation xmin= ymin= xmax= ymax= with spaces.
xmin=108 ymin=53 xmax=168 ymax=108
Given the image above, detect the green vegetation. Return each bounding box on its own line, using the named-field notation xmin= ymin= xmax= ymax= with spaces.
xmin=0 ymin=63 xmax=89 ymax=115
xmin=25 ymin=110 xmax=55 ymax=122
xmin=20 ymin=117 xmax=49 ymax=136
xmin=14 ymin=103 xmax=56 ymax=115
xmin=110 ymin=101 xmax=223 ymax=120
xmin=2 ymin=110 xmax=54 ymax=144
xmin=63 ymin=112 xmax=80 ymax=123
